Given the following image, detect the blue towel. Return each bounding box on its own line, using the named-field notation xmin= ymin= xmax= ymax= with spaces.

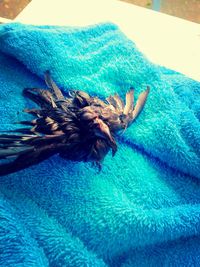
xmin=0 ymin=22 xmax=200 ymax=267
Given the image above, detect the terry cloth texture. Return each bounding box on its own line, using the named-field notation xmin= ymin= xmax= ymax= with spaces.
xmin=0 ymin=22 xmax=200 ymax=267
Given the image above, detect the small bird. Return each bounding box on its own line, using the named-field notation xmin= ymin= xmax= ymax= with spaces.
xmin=0 ymin=72 xmax=149 ymax=176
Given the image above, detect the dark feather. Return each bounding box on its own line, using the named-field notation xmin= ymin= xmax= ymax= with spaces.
xmin=0 ymin=72 xmax=149 ymax=176
xmin=23 ymin=88 xmax=55 ymax=108
xmin=44 ymin=71 xmax=65 ymax=100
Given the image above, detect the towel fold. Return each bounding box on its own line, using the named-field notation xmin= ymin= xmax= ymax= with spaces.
xmin=0 ymin=22 xmax=200 ymax=267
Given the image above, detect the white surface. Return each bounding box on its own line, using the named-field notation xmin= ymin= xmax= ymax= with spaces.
xmin=16 ymin=0 xmax=200 ymax=81
xmin=0 ymin=17 xmax=12 ymax=23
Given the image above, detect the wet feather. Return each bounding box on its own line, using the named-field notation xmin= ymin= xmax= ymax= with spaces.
xmin=0 ymin=72 xmax=149 ymax=176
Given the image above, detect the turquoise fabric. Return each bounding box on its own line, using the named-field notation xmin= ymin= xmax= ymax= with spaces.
xmin=0 ymin=22 xmax=199 ymax=267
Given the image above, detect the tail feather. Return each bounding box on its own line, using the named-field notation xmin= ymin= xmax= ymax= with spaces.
xmin=23 ymin=88 xmax=55 ymax=108
xmin=44 ymin=71 xmax=65 ymax=100
xmin=0 ymin=146 xmax=34 ymax=159
xmin=0 ymin=134 xmax=65 ymax=176
xmin=16 ymin=120 xmax=36 ymax=126
xmin=24 ymin=108 xmax=44 ymax=117
xmin=0 ymin=134 xmax=34 ymax=159
xmin=0 ymin=146 xmax=54 ymax=176
xmin=123 ymin=89 xmax=134 ymax=115
xmin=131 ymin=86 xmax=150 ymax=120
xmin=9 ymin=128 xmax=34 ymax=134
xmin=0 ymin=134 xmax=35 ymax=146
xmin=113 ymin=94 xmax=124 ymax=111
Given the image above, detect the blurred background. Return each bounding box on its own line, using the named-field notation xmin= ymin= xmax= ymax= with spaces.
xmin=0 ymin=0 xmax=30 ymax=19
xmin=122 ymin=0 xmax=200 ymax=23
xmin=0 ymin=0 xmax=200 ymax=23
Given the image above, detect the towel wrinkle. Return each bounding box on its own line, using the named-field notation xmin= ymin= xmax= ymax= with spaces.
xmin=0 ymin=191 xmax=49 ymax=267
xmin=1 ymin=186 xmax=107 ymax=267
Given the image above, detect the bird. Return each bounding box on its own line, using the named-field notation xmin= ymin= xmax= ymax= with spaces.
xmin=0 ymin=71 xmax=149 ymax=176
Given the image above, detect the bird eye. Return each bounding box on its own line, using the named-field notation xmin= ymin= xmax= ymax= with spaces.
xmin=119 ymin=114 xmax=126 ymax=122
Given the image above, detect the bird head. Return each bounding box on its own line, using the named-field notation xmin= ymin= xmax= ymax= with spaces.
xmin=79 ymin=106 xmax=117 ymax=157
xmin=92 ymin=117 xmax=117 ymax=156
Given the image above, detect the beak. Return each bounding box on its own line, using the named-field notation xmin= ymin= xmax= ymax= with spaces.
xmin=94 ymin=118 xmax=117 ymax=156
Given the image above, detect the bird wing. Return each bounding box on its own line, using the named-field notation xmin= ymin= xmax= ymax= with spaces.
xmin=0 ymin=73 xmax=74 ymax=176
xmin=102 ymin=87 xmax=150 ymax=132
